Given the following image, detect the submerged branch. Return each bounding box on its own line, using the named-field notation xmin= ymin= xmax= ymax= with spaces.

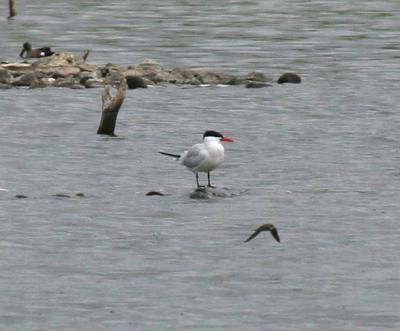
xmin=97 ymin=78 xmax=128 ymax=136
xmin=8 ymin=0 xmax=17 ymax=18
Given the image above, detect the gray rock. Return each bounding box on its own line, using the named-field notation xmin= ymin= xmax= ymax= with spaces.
xmin=277 ymin=72 xmax=301 ymax=84
xmin=36 ymin=52 xmax=86 ymax=66
xmin=246 ymin=71 xmax=268 ymax=82
xmin=195 ymin=70 xmax=237 ymax=85
xmin=190 ymin=188 xmax=211 ymax=199
xmin=104 ymin=70 xmax=125 ymax=85
xmin=125 ymin=75 xmax=148 ymax=89
xmin=79 ymin=70 xmax=99 ymax=81
xmin=82 ymin=78 xmax=104 ymax=88
xmin=79 ymin=63 xmax=98 ymax=73
xmin=52 ymin=77 xmax=81 ymax=88
xmin=41 ymin=66 xmax=80 ymax=78
xmin=0 ymin=63 xmax=32 ymax=72
xmin=189 ymin=187 xmax=232 ymax=199
xmin=71 ymin=84 xmax=86 ymax=89
xmin=40 ymin=77 xmax=56 ymax=87
xmin=12 ymin=72 xmax=42 ymax=87
xmin=0 ymin=68 xmax=12 ymax=84
xmin=134 ymin=61 xmax=175 ymax=84
xmin=1 ymin=56 xmax=271 ymax=89
xmin=245 ymin=81 xmax=272 ymax=88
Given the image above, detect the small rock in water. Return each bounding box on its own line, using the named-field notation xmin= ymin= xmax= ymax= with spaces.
xmin=277 ymin=72 xmax=301 ymax=84
xmin=190 ymin=186 xmax=245 ymax=199
xmin=53 ymin=193 xmax=71 ymax=198
xmin=126 ymin=75 xmax=148 ymax=89
xmin=245 ymin=81 xmax=271 ymax=88
xmin=190 ymin=187 xmax=210 ymax=199
xmin=15 ymin=194 xmax=28 ymax=199
xmin=189 ymin=187 xmax=231 ymax=199
xmin=146 ymin=191 xmax=165 ymax=196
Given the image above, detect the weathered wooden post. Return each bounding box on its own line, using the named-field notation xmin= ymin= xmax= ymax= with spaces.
xmin=8 ymin=0 xmax=16 ymax=18
xmin=82 ymin=49 xmax=90 ymax=62
xmin=97 ymin=78 xmax=128 ymax=136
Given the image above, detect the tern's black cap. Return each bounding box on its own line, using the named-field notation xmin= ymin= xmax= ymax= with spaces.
xmin=203 ymin=130 xmax=224 ymax=139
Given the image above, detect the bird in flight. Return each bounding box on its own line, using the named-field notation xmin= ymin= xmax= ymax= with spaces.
xmin=244 ymin=224 xmax=280 ymax=243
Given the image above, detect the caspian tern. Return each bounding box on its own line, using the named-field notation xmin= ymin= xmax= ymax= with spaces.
xmin=244 ymin=224 xmax=280 ymax=243
xmin=159 ymin=130 xmax=234 ymax=188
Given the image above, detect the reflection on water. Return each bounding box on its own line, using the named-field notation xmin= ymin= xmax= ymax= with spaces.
xmin=1 ymin=1 xmax=400 ymax=330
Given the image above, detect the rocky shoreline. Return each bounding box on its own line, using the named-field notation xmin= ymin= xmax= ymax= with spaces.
xmin=0 ymin=52 xmax=277 ymax=90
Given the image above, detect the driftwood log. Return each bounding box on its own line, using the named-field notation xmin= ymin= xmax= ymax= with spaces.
xmin=8 ymin=0 xmax=16 ymax=18
xmin=97 ymin=78 xmax=128 ymax=136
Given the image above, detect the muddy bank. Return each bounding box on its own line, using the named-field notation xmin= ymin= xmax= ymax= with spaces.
xmin=0 ymin=52 xmax=270 ymax=89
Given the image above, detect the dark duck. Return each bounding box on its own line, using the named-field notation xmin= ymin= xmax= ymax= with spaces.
xmin=19 ymin=42 xmax=54 ymax=59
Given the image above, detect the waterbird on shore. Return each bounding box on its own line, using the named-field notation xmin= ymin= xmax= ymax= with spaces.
xmin=244 ymin=224 xmax=280 ymax=243
xmin=19 ymin=42 xmax=54 ymax=58
xmin=159 ymin=130 xmax=233 ymax=188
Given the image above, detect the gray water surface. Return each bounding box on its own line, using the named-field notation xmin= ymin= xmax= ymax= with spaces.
xmin=1 ymin=1 xmax=400 ymax=330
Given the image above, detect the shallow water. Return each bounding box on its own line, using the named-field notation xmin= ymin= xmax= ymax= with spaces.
xmin=1 ymin=1 xmax=400 ymax=330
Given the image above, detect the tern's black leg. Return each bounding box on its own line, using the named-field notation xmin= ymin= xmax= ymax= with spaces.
xmin=196 ymin=173 xmax=204 ymax=188
xmin=207 ymin=172 xmax=216 ymax=188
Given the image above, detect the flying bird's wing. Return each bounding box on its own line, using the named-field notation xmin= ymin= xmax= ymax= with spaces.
xmin=244 ymin=224 xmax=280 ymax=243
xmin=270 ymin=227 xmax=280 ymax=242
xmin=244 ymin=227 xmax=263 ymax=243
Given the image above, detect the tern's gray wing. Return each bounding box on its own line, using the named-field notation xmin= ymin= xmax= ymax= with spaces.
xmin=180 ymin=143 xmax=208 ymax=170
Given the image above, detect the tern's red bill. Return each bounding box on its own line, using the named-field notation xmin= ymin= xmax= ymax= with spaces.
xmin=221 ymin=137 xmax=234 ymax=142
